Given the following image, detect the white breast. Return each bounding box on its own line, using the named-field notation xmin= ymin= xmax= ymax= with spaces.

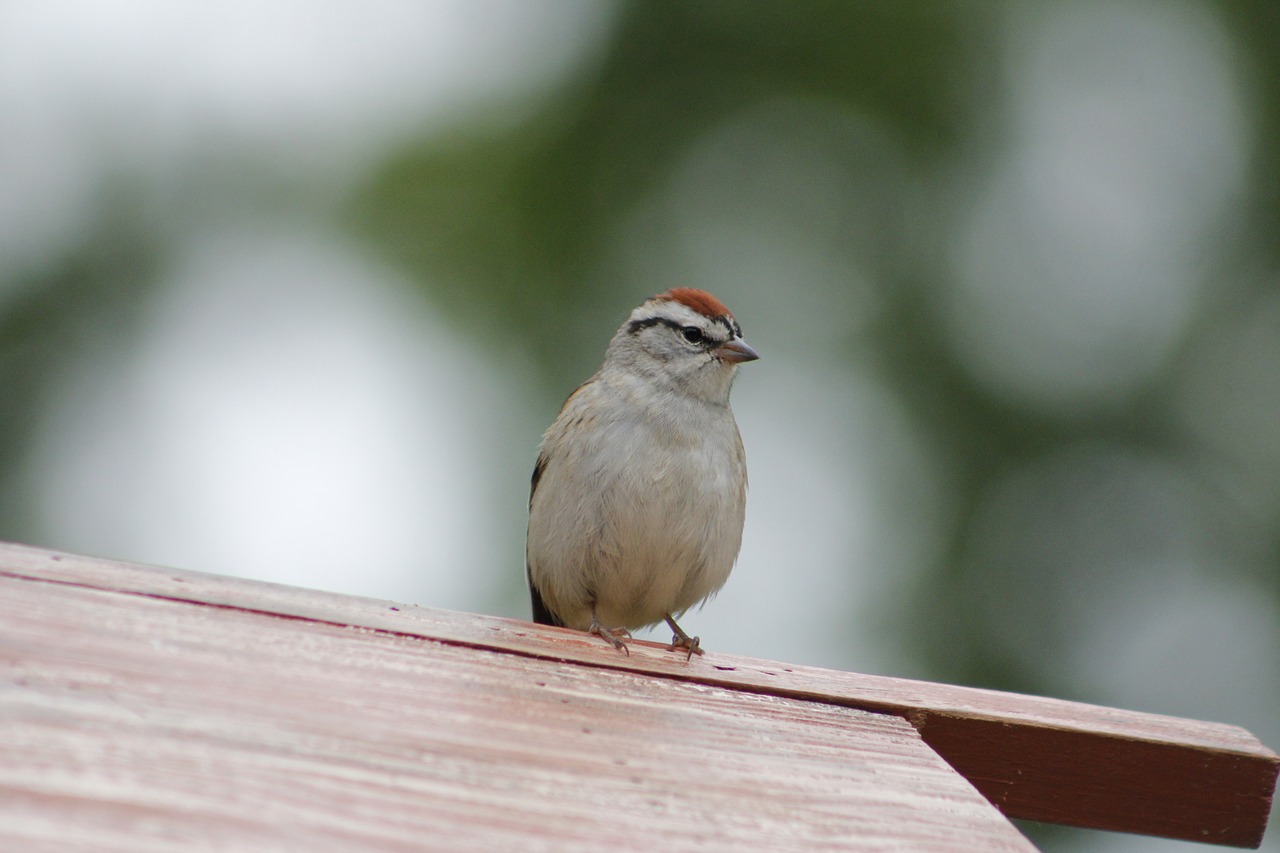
xmin=526 ymin=378 xmax=747 ymax=632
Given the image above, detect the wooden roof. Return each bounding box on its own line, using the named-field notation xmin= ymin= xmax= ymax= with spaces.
xmin=2 ymin=541 xmax=1276 ymax=850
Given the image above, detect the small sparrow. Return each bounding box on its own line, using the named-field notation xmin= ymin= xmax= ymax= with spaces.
xmin=526 ymin=288 xmax=758 ymax=658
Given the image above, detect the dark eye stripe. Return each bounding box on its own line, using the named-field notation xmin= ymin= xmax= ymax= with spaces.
xmin=626 ymin=316 xmax=725 ymax=349
xmin=625 ymin=317 xmax=667 ymax=335
xmin=627 ymin=313 xmax=737 ymax=350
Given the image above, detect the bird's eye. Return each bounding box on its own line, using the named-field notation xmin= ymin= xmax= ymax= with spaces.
xmin=681 ymin=326 xmax=705 ymax=345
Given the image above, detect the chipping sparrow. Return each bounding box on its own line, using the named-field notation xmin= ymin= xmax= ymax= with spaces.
xmin=526 ymin=288 xmax=758 ymax=657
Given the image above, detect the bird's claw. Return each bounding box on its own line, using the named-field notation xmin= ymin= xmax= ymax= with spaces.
xmin=589 ymin=619 xmax=631 ymax=655
xmin=663 ymin=614 xmax=703 ymax=660
xmin=669 ymin=633 xmax=703 ymax=660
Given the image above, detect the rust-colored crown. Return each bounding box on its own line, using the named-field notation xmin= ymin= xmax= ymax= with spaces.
xmin=655 ymin=287 xmax=732 ymax=319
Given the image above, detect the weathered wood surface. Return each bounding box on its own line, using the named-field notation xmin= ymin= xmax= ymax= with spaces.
xmin=2 ymin=541 xmax=1277 ymax=848
xmin=1 ymin=547 xmax=1033 ymax=851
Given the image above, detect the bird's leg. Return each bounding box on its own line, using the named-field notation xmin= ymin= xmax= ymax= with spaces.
xmin=589 ymin=606 xmax=631 ymax=655
xmin=664 ymin=614 xmax=703 ymax=659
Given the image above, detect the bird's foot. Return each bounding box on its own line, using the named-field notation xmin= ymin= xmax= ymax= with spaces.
xmin=589 ymin=617 xmax=632 ymax=655
xmin=670 ymin=633 xmax=702 ymax=660
xmin=663 ymin=614 xmax=704 ymax=660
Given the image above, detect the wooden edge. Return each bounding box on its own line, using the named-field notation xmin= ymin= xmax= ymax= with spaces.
xmin=3 ymin=540 xmax=1277 ymax=847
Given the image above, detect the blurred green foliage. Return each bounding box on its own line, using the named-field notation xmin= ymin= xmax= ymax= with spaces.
xmin=347 ymin=3 xmax=980 ymax=372
xmin=346 ymin=0 xmax=1280 ymax=696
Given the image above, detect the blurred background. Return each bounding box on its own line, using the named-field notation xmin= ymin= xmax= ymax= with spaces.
xmin=1 ymin=1 xmax=1277 ymax=849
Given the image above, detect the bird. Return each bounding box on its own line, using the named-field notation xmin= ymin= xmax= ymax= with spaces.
xmin=525 ymin=287 xmax=758 ymax=658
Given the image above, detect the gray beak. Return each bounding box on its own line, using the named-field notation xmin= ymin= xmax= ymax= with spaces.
xmin=715 ymin=336 xmax=760 ymax=364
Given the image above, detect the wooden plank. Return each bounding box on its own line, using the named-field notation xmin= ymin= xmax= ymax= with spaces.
xmin=3 ymin=540 xmax=1277 ymax=847
xmin=0 ymin=571 xmax=1035 ymax=851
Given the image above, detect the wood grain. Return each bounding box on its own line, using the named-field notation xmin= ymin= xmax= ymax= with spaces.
xmin=1 ymin=563 xmax=1033 ymax=851
xmin=2 ymin=541 xmax=1276 ymax=847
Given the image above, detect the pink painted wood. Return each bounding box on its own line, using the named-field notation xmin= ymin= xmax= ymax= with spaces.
xmin=1 ymin=541 xmax=1276 ymax=848
xmin=1 ymin=545 xmax=1031 ymax=851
